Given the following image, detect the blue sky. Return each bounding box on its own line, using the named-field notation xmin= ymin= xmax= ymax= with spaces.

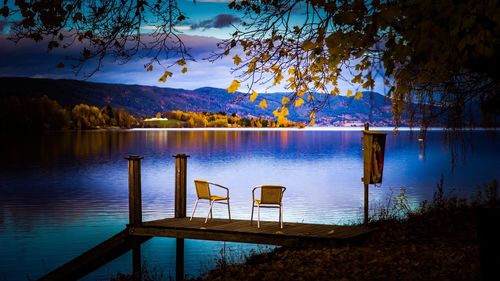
xmin=0 ymin=0 xmax=386 ymax=94
xmin=0 ymin=1 xmax=250 ymax=90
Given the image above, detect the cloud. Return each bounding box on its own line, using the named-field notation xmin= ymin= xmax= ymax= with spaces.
xmin=191 ymin=14 xmax=241 ymax=29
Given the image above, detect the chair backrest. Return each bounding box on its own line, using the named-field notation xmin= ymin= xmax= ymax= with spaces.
xmin=194 ymin=180 xmax=211 ymax=199
xmin=260 ymin=185 xmax=285 ymax=204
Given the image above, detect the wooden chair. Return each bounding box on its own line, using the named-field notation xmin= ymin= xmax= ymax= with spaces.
xmin=190 ymin=180 xmax=231 ymax=223
xmin=251 ymin=185 xmax=286 ymax=228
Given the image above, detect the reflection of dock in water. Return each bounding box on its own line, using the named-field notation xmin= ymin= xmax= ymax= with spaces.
xmin=38 ymin=155 xmax=375 ymax=281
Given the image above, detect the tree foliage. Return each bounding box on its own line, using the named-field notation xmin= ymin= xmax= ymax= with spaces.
xmin=3 ymin=0 xmax=499 ymax=128
xmin=216 ymin=0 xmax=499 ymax=128
xmin=159 ymin=110 xmax=303 ymax=128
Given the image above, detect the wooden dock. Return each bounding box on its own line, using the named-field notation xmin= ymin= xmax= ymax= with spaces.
xmin=131 ymin=217 xmax=374 ymax=247
xmin=38 ymin=154 xmax=376 ymax=281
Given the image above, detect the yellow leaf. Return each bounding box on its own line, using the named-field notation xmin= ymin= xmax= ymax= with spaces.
xmin=258 ymin=99 xmax=268 ymax=109
xmin=146 ymin=65 xmax=153 ymax=72
xmin=346 ymin=89 xmax=353 ymax=97
xmin=181 ymin=67 xmax=188 ymax=74
xmin=233 ymin=55 xmax=242 ymax=66
xmin=227 ymin=80 xmax=241 ymax=93
xmin=302 ymin=40 xmax=315 ymax=51
xmin=297 ymin=88 xmax=306 ymax=97
xmin=309 ymin=111 xmax=316 ymax=126
xmin=281 ymin=96 xmax=290 ymax=105
xmin=273 ymin=72 xmax=284 ymax=85
xmin=247 ymin=58 xmax=257 ymax=73
xmin=177 ymin=59 xmax=186 ymax=66
xmin=250 ymin=90 xmax=258 ymax=102
xmin=158 ymin=71 xmax=173 ymax=83
xmin=354 ymin=91 xmax=363 ymax=100
xmin=294 ymin=98 xmax=304 ymax=107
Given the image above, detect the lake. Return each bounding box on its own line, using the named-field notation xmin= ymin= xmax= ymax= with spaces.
xmin=0 ymin=128 xmax=498 ymax=280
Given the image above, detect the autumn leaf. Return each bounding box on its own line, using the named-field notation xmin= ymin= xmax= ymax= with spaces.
xmin=281 ymin=96 xmax=290 ymax=105
xmin=309 ymin=111 xmax=316 ymax=126
xmin=273 ymin=72 xmax=284 ymax=85
xmin=346 ymin=89 xmax=353 ymax=97
xmin=177 ymin=59 xmax=186 ymax=66
xmin=233 ymin=55 xmax=242 ymax=65
xmin=294 ymin=98 xmax=304 ymax=107
xmin=181 ymin=67 xmax=188 ymax=74
xmin=354 ymin=91 xmax=363 ymax=100
xmin=158 ymin=71 xmax=173 ymax=83
xmin=302 ymin=40 xmax=315 ymax=51
xmin=250 ymin=90 xmax=258 ymax=102
xmin=146 ymin=65 xmax=153 ymax=72
xmin=258 ymin=99 xmax=268 ymax=109
xmin=227 ymin=80 xmax=241 ymax=93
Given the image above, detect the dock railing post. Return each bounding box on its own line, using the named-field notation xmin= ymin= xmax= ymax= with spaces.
xmin=173 ymin=154 xmax=189 ymax=218
xmin=126 ymin=155 xmax=144 ymax=226
xmin=173 ymin=154 xmax=189 ymax=281
xmin=126 ymin=155 xmax=144 ymax=279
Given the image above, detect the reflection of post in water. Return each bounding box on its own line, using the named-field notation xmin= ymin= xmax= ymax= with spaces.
xmin=126 ymin=155 xmax=144 ymax=280
xmin=174 ymin=154 xmax=189 ymax=281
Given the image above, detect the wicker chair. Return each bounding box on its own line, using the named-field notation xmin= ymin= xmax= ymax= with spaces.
xmin=190 ymin=180 xmax=231 ymax=223
xmin=251 ymin=185 xmax=286 ymax=228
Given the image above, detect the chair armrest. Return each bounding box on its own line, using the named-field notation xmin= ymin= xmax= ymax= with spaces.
xmin=252 ymin=186 xmax=261 ymax=202
xmin=208 ymin=182 xmax=230 ymax=197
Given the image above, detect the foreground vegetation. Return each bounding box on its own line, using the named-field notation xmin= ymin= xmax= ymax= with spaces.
xmin=113 ymin=178 xmax=498 ymax=281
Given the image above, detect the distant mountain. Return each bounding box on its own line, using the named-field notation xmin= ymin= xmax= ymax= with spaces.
xmin=0 ymin=77 xmax=396 ymax=126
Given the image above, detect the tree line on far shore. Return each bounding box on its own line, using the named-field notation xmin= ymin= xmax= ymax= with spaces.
xmin=156 ymin=110 xmax=305 ymax=128
xmin=0 ymin=95 xmax=305 ymax=130
xmin=0 ymin=95 xmax=137 ymax=130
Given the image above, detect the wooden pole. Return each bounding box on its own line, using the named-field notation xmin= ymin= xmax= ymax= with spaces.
xmin=126 ymin=155 xmax=143 ymax=226
xmin=126 ymin=155 xmax=144 ymax=280
xmin=173 ymin=154 xmax=189 ymax=281
xmin=364 ymin=184 xmax=369 ymax=225
xmin=132 ymin=237 xmax=141 ymax=280
xmin=363 ymin=123 xmax=369 ymax=225
xmin=176 ymin=238 xmax=185 ymax=281
xmin=173 ymin=154 xmax=189 ymax=218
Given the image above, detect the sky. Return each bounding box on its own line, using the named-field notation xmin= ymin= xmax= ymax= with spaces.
xmin=0 ymin=0 xmax=386 ymax=94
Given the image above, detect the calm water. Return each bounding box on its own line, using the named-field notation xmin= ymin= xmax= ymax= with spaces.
xmin=0 ymin=128 xmax=498 ymax=280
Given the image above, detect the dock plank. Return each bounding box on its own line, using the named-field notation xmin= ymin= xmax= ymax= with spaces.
xmin=135 ymin=218 xmax=374 ymax=247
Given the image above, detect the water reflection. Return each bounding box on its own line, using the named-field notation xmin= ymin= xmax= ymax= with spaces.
xmin=0 ymin=129 xmax=498 ymax=280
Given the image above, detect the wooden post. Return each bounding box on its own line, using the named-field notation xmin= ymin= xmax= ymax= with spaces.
xmin=363 ymin=123 xmax=370 ymax=225
xmin=173 ymin=154 xmax=189 ymax=218
xmin=132 ymin=237 xmax=141 ymax=280
xmin=173 ymin=154 xmax=189 ymax=281
xmin=176 ymin=238 xmax=185 ymax=281
xmin=126 ymin=155 xmax=144 ymax=280
xmin=126 ymin=155 xmax=143 ymax=226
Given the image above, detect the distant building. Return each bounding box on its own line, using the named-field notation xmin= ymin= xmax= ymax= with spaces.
xmin=144 ymin=117 xmax=169 ymax=122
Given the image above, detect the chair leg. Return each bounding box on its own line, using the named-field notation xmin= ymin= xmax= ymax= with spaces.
xmin=250 ymin=203 xmax=254 ymax=225
xmin=257 ymin=204 xmax=260 ymax=228
xmin=205 ymin=200 xmax=215 ymax=223
xmin=280 ymin=205 xmax=284 ymax=229
xmin=227 ymin=200 xmax=231 ymax=222
xmin=190 ymin=199 xmax=199 ymax=221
